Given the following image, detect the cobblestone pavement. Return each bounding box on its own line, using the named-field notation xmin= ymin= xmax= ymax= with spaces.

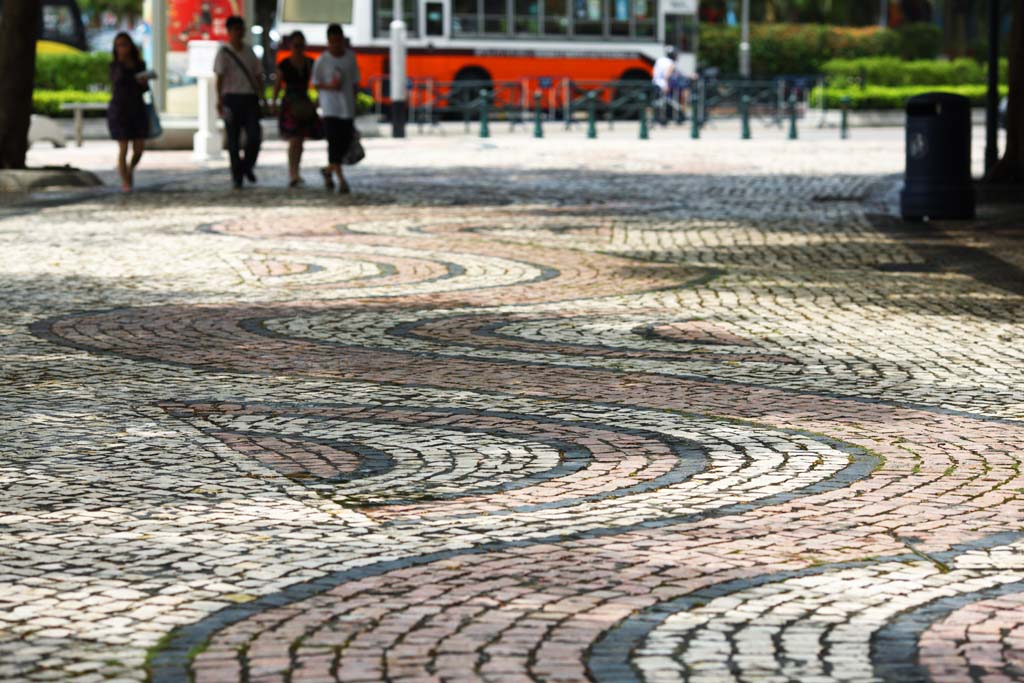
xmin=4 ymin=131 xmax=1024 ymax=683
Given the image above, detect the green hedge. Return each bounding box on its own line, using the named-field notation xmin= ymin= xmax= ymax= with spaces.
xmin=810 ymin=84 xmax=1009 ymax=110
xmin=35 ymin=53 xmax=111 ymax=91
xmin=822 ymin=56 xmax=1009 ymax=87
xmin=700 ymin=22 xmax=941 ymax=76
xmin=33 ymin=90 xmax=111 ymax=116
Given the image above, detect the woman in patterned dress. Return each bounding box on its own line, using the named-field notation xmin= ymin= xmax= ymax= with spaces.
xmin=271 ymin=31 xmax=322 ymax=187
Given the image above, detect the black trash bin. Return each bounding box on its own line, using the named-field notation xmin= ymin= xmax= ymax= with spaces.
xmin=900 ymin=92 xmax=975 ymax=221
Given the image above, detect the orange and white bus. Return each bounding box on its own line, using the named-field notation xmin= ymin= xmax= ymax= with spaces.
xmin=273 ymin=0 xmax=698 ymax=92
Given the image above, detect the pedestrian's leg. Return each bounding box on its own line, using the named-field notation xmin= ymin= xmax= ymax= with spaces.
xmin=332 ymin=120 xmax=353 ymax=192
xmin=242 ymin=98 xmax=262 ymax=182
xmin=288 ymin=137 xmax=302 ymax=183
xmin=321 ymin=117 xmax=338 ymax=190
xmin=224 ymin=98 xmax=243 ymax=188
xmin=129 ymin=138 xmax=145 ymax=187
xmin=116 ymin=140 xmax=131 ymax=192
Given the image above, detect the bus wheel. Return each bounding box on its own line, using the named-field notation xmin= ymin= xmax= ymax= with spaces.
xmin=449 ymin=67 xmax=492 ymax=117
xmin=615 ymin=69 xmax=651 ymax=120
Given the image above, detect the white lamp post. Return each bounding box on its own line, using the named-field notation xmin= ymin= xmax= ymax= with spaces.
xmin=389 ymin=0 xmax=408 ymax=137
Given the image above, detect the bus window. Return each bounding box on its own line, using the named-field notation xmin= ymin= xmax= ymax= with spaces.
xmin=572 ymin=0 xmax=601 ymax=35
xmin=633 ymin=0 xmax=654 ymax=38
xmin=664 ymin=11 xmax=696 ymax=53
xmin=543 ymin=0 xmax=567 ymax=34
xmin=452 ymin=0 xmax=478 ymax=34
xmin=482 ymin=0 xmax=507 ymax=33
xmin=609 ymin=0 xmax=628 ymax=35
xmin=284 ymin=0 xmax=353 ymax=23
xmin=425 ymin=1 xmax=444 ymax=35
xmin=373 ymin=0 xmax=417 ymax=36
xmin=514 ymin=0 xmax=539 ymax=34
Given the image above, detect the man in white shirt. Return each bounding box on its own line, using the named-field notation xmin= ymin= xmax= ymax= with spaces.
xmin=214 ymin=15 xmax=264 ymax=189
xmin=313 ymin=23 xmax=360 ymax=194
xmin=652 ymin=47 xmax=676 ymax=125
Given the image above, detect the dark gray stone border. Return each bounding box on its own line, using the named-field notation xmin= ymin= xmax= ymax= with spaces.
xmin=165 ymin=401 xmax=708 ymax=512
xmin=872 ymin=579 xmax=1024 ymax=683
xmin=146 ymin=426 xmax=879 ymax=683
xmin=586 ymin=531 xmax=1024 ymax=683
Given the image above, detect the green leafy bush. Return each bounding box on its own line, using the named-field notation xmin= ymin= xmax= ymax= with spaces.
xmin=822 ymin=57 xmax=1009 ymax=87
xmin=33 ymin=90 xmax=111 ymax=116
xmin=35 ymin=53 xmax=111 ymax=91
xmin=893 ymin=22 xmax=943 ymax=60
xmin=699 ymin=22 xmax=940 ymax=76
xmin=809 ymin=84 xmax=1009 ymax=110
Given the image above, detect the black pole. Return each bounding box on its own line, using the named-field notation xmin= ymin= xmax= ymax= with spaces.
xmin=985 ymin=0 xmax=1001 ymax=175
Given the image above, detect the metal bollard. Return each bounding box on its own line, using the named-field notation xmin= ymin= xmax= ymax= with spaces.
xmin=479 ymin=89 xmax=490 ymax=139
xmin=788 ymin=93 xmax=798 ymax=140
xmin=840 ymin=96 xmax=850 ymax=139
xmin=690 ymin=86 xmax=700 ymax=139
xmin=741 ymin=94 xmax=751 ymax=140
xmin=638 ymin=93 xmax=649 ymax=140
xmin=586 ymin=92 xmax=598 ymax=139
xmin=533 ymin=90 xmax=543 ymax=139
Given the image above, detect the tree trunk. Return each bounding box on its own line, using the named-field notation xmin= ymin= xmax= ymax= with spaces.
xmin=0 ymin=0 xmax=40 ymax=170
xmin=989 ymin=0 xmax=1023 ymax=182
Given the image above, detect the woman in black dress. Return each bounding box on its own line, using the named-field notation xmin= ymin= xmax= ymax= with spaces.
xmin=272 ymin=31 xmax=321 ymax=187
xmin=108 ymin=33 xmax=153 ymax=192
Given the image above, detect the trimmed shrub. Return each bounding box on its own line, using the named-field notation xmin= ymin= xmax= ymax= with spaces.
xmin=809 ymin=84 xmax=1009 ymax=110
xmin=35 ymin=52 xmax=112 ymax=91
xmin=699 ymin=22 xmax=941 ymax=76
xmin=33 ymin=90 xmax=111 ymax=116
xmin=894 ymin=22 xmax=943 ymax=60
xmin=822 ymin=57 xmax=1009 ymax=87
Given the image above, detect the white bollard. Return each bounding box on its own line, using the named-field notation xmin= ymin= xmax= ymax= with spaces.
xmin=187 ymin=40 xmax=223 ymax=161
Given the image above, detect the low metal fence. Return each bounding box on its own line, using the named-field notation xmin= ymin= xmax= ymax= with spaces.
xmin=364 ymin=74 xmax=851 ymax=140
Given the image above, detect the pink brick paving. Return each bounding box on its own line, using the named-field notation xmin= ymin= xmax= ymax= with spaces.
xmin=9 ymin=143 xmax=1024 ymax=683
xmin=921 ymin=593 xmax=1024 ymax=683
xmin=36 ymin=220 xmax=1024 ymax=682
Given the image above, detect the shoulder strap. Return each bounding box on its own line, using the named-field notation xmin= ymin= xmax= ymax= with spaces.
xmin=220 ymin=46 xmax=261 ymax=96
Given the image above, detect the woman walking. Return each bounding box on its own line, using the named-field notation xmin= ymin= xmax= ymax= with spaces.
xmin=272 ymin=31 xmax=321 ymax=187
xmin=313 ymin=23 xmax=360 ymax=194
xmin=108 ymin=32 xmax=154 ymax=193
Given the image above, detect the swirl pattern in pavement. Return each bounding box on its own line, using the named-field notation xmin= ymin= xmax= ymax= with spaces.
xmin=4 ymin=137 xmax=1024 ymax=683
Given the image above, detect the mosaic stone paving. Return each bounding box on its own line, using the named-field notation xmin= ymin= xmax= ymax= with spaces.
xmin=3 ymin=135 xmax=1024 ymax=683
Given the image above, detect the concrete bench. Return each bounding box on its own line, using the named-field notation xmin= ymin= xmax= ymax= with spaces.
xmin=60 ymin=102 xmax=108 ymax=146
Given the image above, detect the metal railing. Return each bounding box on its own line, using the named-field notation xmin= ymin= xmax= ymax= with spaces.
xmin=364 ymin=74 xmax=843 ymax=140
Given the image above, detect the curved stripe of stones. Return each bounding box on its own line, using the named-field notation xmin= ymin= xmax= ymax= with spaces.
xmin=248 ymin=307 xmax=1024 ymax=448
xmin=258 ymin=308 xmax=800 ymax=388
xmin=203 ymin=215 xmax=705 ymax=306
xmin=162 ymin=401 xmax=698 ymax=509
xmin=32 ymin=306 xmax=1024 ymax=537
xmin=431 ymin=298 xmax=1024 ymax=421
xmin=260 ymin=303 xmax=1024 ymax=421
xmin=155 ymin=397 xmax=864 ymax=533
xmin=150 ymin=429 xmax=878 ymax=683
xmin=393 ymin=313 xmax=797 ymax=365
xmin=589 ymin=534 xmax=1024 ymax=683
xmin=232 ymin=250 xmax=456 ymax=292
xmin=914 ymin=589 xmax=1024 ymax=683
